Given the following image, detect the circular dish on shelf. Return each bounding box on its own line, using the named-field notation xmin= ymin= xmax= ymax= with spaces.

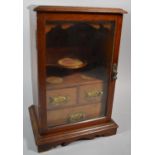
xmin=80 ymin=74 xmax=94 ymax=80
xmin=46 ymin=76 xmax=63 ymax=84
xmin=58 ymin=57 xmax=87 ymax=69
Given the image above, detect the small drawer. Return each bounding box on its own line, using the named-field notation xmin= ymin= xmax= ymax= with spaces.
xmin=47 ymin=102 xmax=101 ymax=127
xmin=79 ymin=82 xmax=104 ymax=104
xmin=46 ymin=87 xmax=77 ymax=109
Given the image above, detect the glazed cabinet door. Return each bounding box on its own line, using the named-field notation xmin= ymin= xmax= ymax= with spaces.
xmin=36 ymin=12 xmax=122 ymax=132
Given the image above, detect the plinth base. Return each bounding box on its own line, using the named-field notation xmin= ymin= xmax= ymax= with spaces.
xmin=29 ymin=105 xmax=118 ymax=152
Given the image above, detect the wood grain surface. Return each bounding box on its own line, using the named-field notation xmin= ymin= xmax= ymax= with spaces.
xmin=34 ymin=6 xmax=127 ymax=14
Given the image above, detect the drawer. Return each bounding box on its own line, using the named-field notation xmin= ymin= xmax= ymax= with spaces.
xmin=47 ymin=102 xmax=101 ymax=127
xmin=79 ymin=82 xmax=104 ymax=104
xmin=46 ymin=87 xmax=77 ymax=109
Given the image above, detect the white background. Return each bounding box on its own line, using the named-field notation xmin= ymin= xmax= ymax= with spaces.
xmin=0 ymin=0 xmax=155 ymax=155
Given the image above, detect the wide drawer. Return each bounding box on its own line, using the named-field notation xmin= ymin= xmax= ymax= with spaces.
xmin=46 ymin=87 xmax=77 ymax=109
xmin=79 ymin=82 xmax=104 ymax=105
xmin=47 ymin=102 xmax=101 ymax=127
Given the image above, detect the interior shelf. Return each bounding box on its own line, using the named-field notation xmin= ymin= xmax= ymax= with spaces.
xmin=46 ymin=66 xmax=108 ymax=90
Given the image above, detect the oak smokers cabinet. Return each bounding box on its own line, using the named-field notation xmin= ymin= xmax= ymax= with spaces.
xmin=28 ymin=6 xmax=127 ymax=152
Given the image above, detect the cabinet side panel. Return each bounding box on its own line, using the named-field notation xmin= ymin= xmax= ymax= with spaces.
xmin=37 ymin=12 xmax=47 ymax=132
xmin=30 ymin=9 xmax=39 ymax=119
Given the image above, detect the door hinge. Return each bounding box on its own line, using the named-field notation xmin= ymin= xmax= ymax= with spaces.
xmin=112 ymin=63 xmax=118 ymax=80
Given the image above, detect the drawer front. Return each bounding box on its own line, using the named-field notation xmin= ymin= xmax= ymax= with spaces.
xmin=46 ymin=87 xmax=77 ymax=109
xmin=47 ymin=102 xmax=101 ymax=127
xmin=79 ymin=82 xmax=104 ymax=104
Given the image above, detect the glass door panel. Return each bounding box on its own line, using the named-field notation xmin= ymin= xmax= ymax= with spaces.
xmin=45 ymin=20 xmax=116 ymax=127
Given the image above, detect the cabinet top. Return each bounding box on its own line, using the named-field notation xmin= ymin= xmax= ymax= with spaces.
xmin=34 ymin=6 xmax=127 ymax=14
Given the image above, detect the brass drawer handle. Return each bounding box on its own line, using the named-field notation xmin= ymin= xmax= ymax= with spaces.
xmin=68 ymin=112 xmax=86 ymax=123
xmin=49 ymin=96 xmax=69 ymax=106
xmin=85 ymin=90 xmax=103 ymax=98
